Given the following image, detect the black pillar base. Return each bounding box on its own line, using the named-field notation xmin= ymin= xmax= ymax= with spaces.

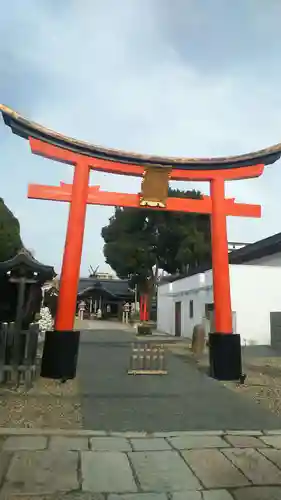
xmin=40 ymin=330 xmax=80 ymax=380
xmin=209 ymin=333 xmax=242 ymax=381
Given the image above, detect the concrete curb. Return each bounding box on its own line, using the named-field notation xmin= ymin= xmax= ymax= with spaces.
xmin=0 ymin=428 xmax=279 ymax=437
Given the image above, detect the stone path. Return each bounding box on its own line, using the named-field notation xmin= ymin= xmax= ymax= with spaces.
xmin=75 ymin=319 xmax=136 ymax=331
xmin=77 ymin=328 xmax=281 ymax=432
xmin=2 ymin=428 xmax=281 ymax=498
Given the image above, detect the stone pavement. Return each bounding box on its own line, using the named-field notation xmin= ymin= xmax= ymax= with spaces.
xmin=77 ymin=329 xmax=281 ymax=432
xmin=75 ymin=319 xmax=136 ymax=331
xmin=3 ymin=429 xmax=281 ymax=498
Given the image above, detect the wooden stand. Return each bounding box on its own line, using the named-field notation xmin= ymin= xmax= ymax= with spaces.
xmin=128 ymin=342 xmax=167 ymax=375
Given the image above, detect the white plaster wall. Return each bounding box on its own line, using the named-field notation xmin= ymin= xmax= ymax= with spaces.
xmin=157 ymin=282 xmax=174 ymax=335
xmin=158 ymin=264 xmax=281 ymax=345
xmin=157 ymin=271 xmax=213 ymax=338
xmin=181 ymin=286 xmax=213 ymax=338
xmin=230 ymin=264 xmax=281 ymax=346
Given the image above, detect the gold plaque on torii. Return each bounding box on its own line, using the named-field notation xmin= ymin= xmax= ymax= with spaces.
xmin=139 ymin=165 xmax=172 ymax=208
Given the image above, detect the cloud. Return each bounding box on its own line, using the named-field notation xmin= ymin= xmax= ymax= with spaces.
xmin=1 ymin=0 xmax=281 ymax=274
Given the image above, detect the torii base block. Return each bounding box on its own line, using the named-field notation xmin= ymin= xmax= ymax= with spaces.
xmin=209 ymin=333 xmax=242 ymax=381
xmin=40 ymin=330 xmax=80 ymax=380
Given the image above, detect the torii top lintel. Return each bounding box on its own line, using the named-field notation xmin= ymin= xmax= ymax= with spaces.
xmin=1 ymin=104 xmax=281 ymax=181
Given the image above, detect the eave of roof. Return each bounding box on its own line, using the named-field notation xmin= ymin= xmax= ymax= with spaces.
xmin=77 ymin=278 xmax=134 ymax=298
xmin=1 ymin=105 xmax=281 ymax=170
xmin=0 ymin=249 xmax=55 ymax=278
xmin=78 ymin=286 xmax=116 ymax=298
xmin=229 ymin=232 xmax=281 ymax=264
xmin=158 ymin=232 xmax=281 ymax=286
xmin=78 ymin=287 xmax=133 ymax=298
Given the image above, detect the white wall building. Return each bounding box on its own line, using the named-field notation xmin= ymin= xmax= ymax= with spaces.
xmin=157 ymin=232 xmax=281 ymax=347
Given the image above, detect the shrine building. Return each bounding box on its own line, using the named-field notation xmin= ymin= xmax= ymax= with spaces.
xmin=77 ymin=277 xmax=134 ymax=319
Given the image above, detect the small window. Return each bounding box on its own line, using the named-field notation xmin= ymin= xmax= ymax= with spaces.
xmin=205 ymin=303 xmax=213 ymax=319
xmin=189 ymin=300 xmax=194 ymax=318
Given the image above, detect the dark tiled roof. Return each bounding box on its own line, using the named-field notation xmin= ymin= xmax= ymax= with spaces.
xmin=0 ymin=248 xmax=55 ymax=279
xmin=78 ymin=278 xmax=98 ymax=294
xmin=158 ymin=232 xmax=281 ymax=286
xmin=1 ymin=105 xmax=281 ymax=170
xmin=229 ymin=232 xmax=281 ymax=264
xmin=78 ymin=277 xmax=133 ymax=299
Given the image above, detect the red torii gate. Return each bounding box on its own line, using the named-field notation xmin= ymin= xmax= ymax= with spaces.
xmin=27 ymin=138 xmax=262 ymax=336
xmin=28 ymin=175 xmax=261 ymax=326
xmin=1 ymin=104 xmax=281 ymax=380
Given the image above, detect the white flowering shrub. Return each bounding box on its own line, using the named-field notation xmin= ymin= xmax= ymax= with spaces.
xmin=38 ymin=306 xmax=53 ymax=342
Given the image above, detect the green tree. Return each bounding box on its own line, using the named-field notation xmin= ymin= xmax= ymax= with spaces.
xmin=101 ymin=189 xmax=211 ymax=294
xmin=0 ymin=198 xmax=23 ymax=262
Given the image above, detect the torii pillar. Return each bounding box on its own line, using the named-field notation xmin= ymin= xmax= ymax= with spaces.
xmin=209 ymin=177 xmax=239 ymax=380
xmin=55 ymin=159 xmax=90 ymax=331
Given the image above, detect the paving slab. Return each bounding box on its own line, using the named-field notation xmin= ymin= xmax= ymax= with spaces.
xmin=264 ymin=429 xmax=281 ymax=435
xmin=0 ymin=451 xmax=12 ymax=483
xmin=225 ymin=431 xmax=263 ymax=436
xmin=3 ymin=451 xmax=79 ymax=494
xmin=111 ymin=432 xmax=148 ymax=438
xmin=128 ymin=450 xmax=201 ymax=492
xmin=61 ymin=495 xmax=105 ymax=500
xmin=81 ymin=451 xmax=137 ymax=493
xmin=171 ymin=431 xmax=225 ymax=436
xmin=90 ymin=437 xmax=131 ymax=452
xmin=223 ymin=448 xmax=281 ymax=485
xmin=172 ymin=492 xmax=202 ymax=500
xmin=108 ymin=495 xmax=168 ymax=500
xmin=0 ymin=494 xmax=106 ymax=500
xmin=232 ymin=486 xmax=281 ymax=500
xmin=182 ymin=449 xmax=249 ymax=489
xmin=49 ymin=436 xmax=89 ymax=450
xmin=260 ymin=435 xmax=281 ymax=448
xmin=2 ymin=436 xmax=47 ymax=451
xmin=168 ymin=436 xmax=229 ymax=450
xmin=78 ymin=329 xmax=281 ymax=432
xmin=224 ymin=435 xmax=266 ymax=448
xmin=130 ymin=438 xmax=172 ymax=451
xmin=202 ymin=491 xmax=234 ymax=500
xmin=259 ymin=447 xmax=281 ymax=469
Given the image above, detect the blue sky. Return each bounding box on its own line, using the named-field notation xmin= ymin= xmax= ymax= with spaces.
xmin=1 ymin=0 xmax=281 ymax=276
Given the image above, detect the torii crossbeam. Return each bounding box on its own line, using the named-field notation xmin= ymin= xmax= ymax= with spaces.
xmin=2 ymin=104 xmax=281 ymax=381
xmin=28 ymin=181 xmax=261 ymax=217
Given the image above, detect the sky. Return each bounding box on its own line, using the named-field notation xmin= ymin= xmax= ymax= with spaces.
xmin=1 ymin=0 xmax=281 ymax=276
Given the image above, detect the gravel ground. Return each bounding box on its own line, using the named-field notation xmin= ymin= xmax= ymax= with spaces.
xmin=0 ymin=378 xmax=82 ymax=429
xmin=225 ymin=357 xmax=281 ymax=417
xmin=167 ymin=341 xmax=281 ymax=418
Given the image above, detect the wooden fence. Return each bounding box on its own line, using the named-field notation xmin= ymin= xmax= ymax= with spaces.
xmin=128 ymin=342 xmax=167 ymax=375
xmin=0 ymin=322 xmax=40 ymax=388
